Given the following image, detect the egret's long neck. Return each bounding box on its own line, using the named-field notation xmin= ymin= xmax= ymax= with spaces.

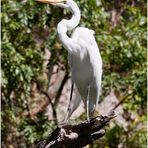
xmin=57 ymin=0 xmax=80 ymax=53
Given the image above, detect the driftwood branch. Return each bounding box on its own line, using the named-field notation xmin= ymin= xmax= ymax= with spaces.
xmin=35 ymin=111 xmax=116 ymax=148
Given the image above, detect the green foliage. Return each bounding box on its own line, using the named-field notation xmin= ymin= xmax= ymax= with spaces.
xmin=2 ymin=0 xmax=146 ymax=147
xmin=106 ymin=124 xmax=124 ymax=147
xmin=2 ymin=0 xmax=50 ymax=146
xmin=19 ymin=112 xmax=56 ymax=146
xmin=2 ymin=0 xmax=45 ymax=102
xmin=94 ymin=122 xmax=147 ymax=148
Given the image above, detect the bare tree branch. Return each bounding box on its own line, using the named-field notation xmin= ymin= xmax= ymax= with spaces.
xmin=35 ymin=78 xmax=58 ymax=124
xmin=35 ymin=110 xmax=116 ymax=148
xmin=112 ymin=95 xmax=130 ymax=110
xmin=53 ymin=72 xmax=69 ymax=106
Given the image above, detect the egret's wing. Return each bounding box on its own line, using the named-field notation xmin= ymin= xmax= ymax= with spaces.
xmin=87 ymin=31 xmax=102 ymax=97
xmin=72 ymin=27 xmax=102 ymax=96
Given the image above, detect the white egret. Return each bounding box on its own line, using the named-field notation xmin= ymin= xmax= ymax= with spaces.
xmin=37 ymin=0 xmax=102 ymax=122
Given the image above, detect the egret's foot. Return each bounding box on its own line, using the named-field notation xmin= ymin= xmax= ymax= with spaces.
xmin=87 ymin=116 xmax=94 ymax=123
xmin=87 ymin=116 xmax=91 ymax=123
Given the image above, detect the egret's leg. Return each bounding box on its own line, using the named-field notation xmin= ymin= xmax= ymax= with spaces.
xmin=86 ymin=85 xmax=91 ymax=122
xmin=64 ymin=83 xmax=74 ymax=122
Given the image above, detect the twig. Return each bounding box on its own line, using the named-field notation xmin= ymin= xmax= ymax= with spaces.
xmin=41 ymin=91 xmax=58 ymax=124
xmin=35 ymin=78 xmax=58 ymax=124
xmin=112 ymin=95 xmax=130 ymax=110
xmin=53 ymin=72 xmax=69 ymax=106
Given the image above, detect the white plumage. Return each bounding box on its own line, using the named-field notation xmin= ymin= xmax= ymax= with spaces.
xmin=38 ymin=0 xmax=102 ymax=121
xmin=66 ymin=27 xmax=102 ymax=120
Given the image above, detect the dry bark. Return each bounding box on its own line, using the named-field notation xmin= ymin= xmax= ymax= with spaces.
xmin=35 ymin=111 xmax=116 ymax=148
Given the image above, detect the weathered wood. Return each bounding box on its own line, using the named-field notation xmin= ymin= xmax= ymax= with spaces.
xmin=35 ymin=111 xmax=116 ymax=148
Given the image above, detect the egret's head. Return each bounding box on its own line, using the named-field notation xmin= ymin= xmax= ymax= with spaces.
xmin=37 ymin=0 xmax=80 ymax=23
xmin=36 ymin=0 xmax=77 ymax=11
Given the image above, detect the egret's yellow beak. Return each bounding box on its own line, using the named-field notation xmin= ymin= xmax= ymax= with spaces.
xmin=36 ymin=0 xmax=67 ymax=4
